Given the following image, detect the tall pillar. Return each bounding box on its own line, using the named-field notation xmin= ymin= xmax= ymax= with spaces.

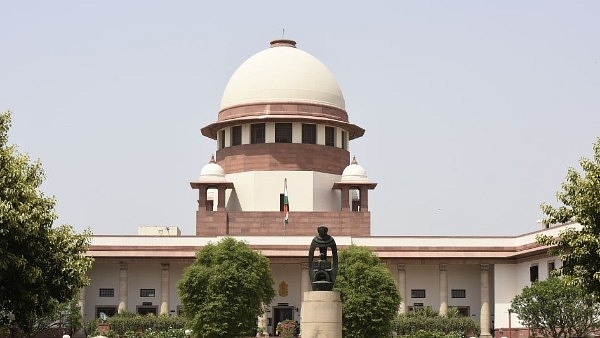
xmin=480 ymin=264 xmax=492 ymax=338
xmin=301 ymin=263 xmax=311 ymax=301
xmin=359 ymin=186 xmax=369 ymax=211
xmin=118 ymin=263 xmax=128 ymax=313
xmin=160 ymin=263 xmax=170 ymax=315
xmin=340 ymin=186 xmax=350 ymax=211
xmin=217 ymin=187 xmax=226 ymax=211
xmin=257 ymin=311 xmax=268 ymax=336
xmin=198 ymin=186 xmax=208 ymax=210
xmin=439 ymin=264 xmax=448 ymax=316
xmin=397 ymin=264 xmax=407 ymax=314
xmin=79 ymin=288 xmax=86 ymax=322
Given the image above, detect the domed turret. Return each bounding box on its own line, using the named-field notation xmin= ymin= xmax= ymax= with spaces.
xmin=333 ymin=156 xmax=377 ymax=213
xmin=341 ymin=156 xmax=369 ymax=182
xmin=197 ymin=155 xmax=226 ymax=183
xmin=194 ymin=39 xmax=374 ymax=237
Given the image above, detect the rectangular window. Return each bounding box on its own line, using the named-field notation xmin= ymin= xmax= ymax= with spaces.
xmin=96 ymin=306 xmax=117 ymax=318
xmin=548 ymin=261 xmax=555 ymax=273
xmin=219 ymin=130 xmax=225 ymax=149
xmin=251 ymin=123 xmax=265 ymax=144
xmin=408 ymin=305 xmax=431 ymax=313
xmin=341 ymin=131 xmax=348 ymax=150
xmin=325 ymin=126 xmax=335 ymax=146
xmin=137 ymin=306 xmax=158 ymax=316
xmin=411 ymin=289 xmax=426 ymax=298
xmin=451 ymin=289 xmax=466 ymax=298
xmin=302 ymin=124 xmax=317 ymax=144
xmin=231 ymin=126 xmax=242 ymax=146
xmin=451 ymin=306 xmax=470 ymax=317
xmin=140 ymin=289 xmax=156 ymax=297
xmin=530 ymin=265 xmax=539 ymax=283
xmin=275 ymin=123 xmax=292 ymax=143
xmin=99 ymin=288 xmax=115 ymax=297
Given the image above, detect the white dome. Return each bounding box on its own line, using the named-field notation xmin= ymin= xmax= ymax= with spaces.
xmin=341 ymin=157 xmax=368 ymax=182
xmin=198 ymin=156 xmax=226 ymax=182
xmin=220 ymin=40 xmax=346 ymax=111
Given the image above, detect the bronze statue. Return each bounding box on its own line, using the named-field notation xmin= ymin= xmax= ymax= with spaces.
xmin=308 ymin=225 xmax=338 ymax=291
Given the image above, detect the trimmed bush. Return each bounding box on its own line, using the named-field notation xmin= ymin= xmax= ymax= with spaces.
xmin=392 ymin=309 xmax=479 ymax=337
xmin=402 ymin=330 xmax=464 ymax=338
xmin=87 ymin=312 xmax=189 ymax=337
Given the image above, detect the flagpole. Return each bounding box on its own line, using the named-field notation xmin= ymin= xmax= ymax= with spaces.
xmin=283 ymin=178 xmax=288 ymax=235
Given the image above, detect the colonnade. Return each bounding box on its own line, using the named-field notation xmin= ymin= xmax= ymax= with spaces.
xmin=396 ymin=263 xmax=492 ymax=338
xmin=93 ymin=260 xmax=492 ymax=338
xmin=110 ymin=263 xmax=172 ymax=316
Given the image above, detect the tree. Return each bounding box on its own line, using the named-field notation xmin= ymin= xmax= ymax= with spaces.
xmin=334 ymin=245 xmax=401 ymax=338
xmin=0 ymin=111 xmax=94 ymax=337
xmin=178 ymin=237 xmax=275 ymax=338
xmin=538 ymin=137 xmax=600 ymax=295
xmin=511 ymin=277 xmax=600 ymax=338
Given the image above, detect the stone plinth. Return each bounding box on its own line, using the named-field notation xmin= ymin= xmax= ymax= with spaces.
xmin=301 ymin=291 xmax=342 ymax=338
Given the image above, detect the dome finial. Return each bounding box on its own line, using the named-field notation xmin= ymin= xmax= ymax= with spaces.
xmin=209 ymin=154 xmax=216 ymax=164
xmin=351 ymin=156 xmax=358 ymax=165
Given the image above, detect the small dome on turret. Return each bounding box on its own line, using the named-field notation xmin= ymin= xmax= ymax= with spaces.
xmin=198 ymin=155 xmax=226 ymax=182
xmin=341 ymin=156 xmax=369 ymax=182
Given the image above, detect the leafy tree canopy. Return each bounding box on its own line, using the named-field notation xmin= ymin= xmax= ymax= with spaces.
xmin=0 ymin=111 xmax=93 ymax=336
xmin=511 ymin=277 xmax=600 ymax=338
xmin=334 ymin=245 xmax=401 ymax=338
xmin=178 ymin=237 xmax=275 ymax=338
xmin=538 ymin=137 xmax=600 ymax=295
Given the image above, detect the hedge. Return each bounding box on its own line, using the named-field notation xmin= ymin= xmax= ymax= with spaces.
xmin=392 ymin=310 xmax=479 ymax=337
xmin=86 ymin=313 xmax=189 ymax=337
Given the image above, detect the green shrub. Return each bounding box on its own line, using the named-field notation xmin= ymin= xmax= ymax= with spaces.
xmin=401 ymin=330 xmax=464 ymax=338
xmin=392 ymin=309 xmax=479 ymax=337
xmin=87 ymin=312 xmax=189 ymax=337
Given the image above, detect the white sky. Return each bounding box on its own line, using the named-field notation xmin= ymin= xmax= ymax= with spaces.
xmin=1 ymin=1 xmax=599 ymax=236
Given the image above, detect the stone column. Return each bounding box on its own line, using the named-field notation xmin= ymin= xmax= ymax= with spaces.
xmin=217 ymin=187 xmax=226 ymax=211
xmin=257 ymin=310 xmax=268 ymax=336
xmin=439 ymin=264 xmax=448 ymax=316
xmin=480 ymin=264 xmax=492 ymax=338
xmin=301 ymin=263 xmax=311 ymax=301
xmin=198 ymin=186 xmax=207 ymax=210
xmin=160 ymin=263 xmax=170 ymax=315
xmin=340 ymin=186 xmax=350 ymax=211
xmin=397 ymin=264 xmax=407 ymax=314
xmin=118 ymin=263 xmax=128 ymax=313
xmin=359 ymin=186 xmax=369 ymax=211
xmin=79 ymin=288 xmax=86 ymax=322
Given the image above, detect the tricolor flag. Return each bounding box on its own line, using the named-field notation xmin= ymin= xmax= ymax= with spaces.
xmin=283 ymin=178 xmax=289 ymax=224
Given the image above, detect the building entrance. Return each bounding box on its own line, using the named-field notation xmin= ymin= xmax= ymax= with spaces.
xmin=272 ymin=306 xmax=294 ymax=336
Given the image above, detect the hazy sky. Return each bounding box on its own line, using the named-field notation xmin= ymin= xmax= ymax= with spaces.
xmin=2 ymin=1 xmax=599 ymax=236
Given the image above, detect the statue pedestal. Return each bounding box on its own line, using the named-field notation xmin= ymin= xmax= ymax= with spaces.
xmin=301 ymin=291 xmax=342 ymax=338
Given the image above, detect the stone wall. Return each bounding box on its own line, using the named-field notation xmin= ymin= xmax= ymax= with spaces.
xmin=195 ymin=210 xmax=370 ymax=236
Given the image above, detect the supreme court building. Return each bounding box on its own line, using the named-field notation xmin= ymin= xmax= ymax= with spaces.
xmin=83 ymin=39 xmax=569 ymax=337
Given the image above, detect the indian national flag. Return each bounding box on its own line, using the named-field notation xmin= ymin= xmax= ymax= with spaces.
xmin=283 ymin=178 xmax=289 ymax=224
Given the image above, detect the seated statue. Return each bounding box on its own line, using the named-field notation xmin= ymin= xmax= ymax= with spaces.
xmin=308 ymin=226 xmax=338 ymax=291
